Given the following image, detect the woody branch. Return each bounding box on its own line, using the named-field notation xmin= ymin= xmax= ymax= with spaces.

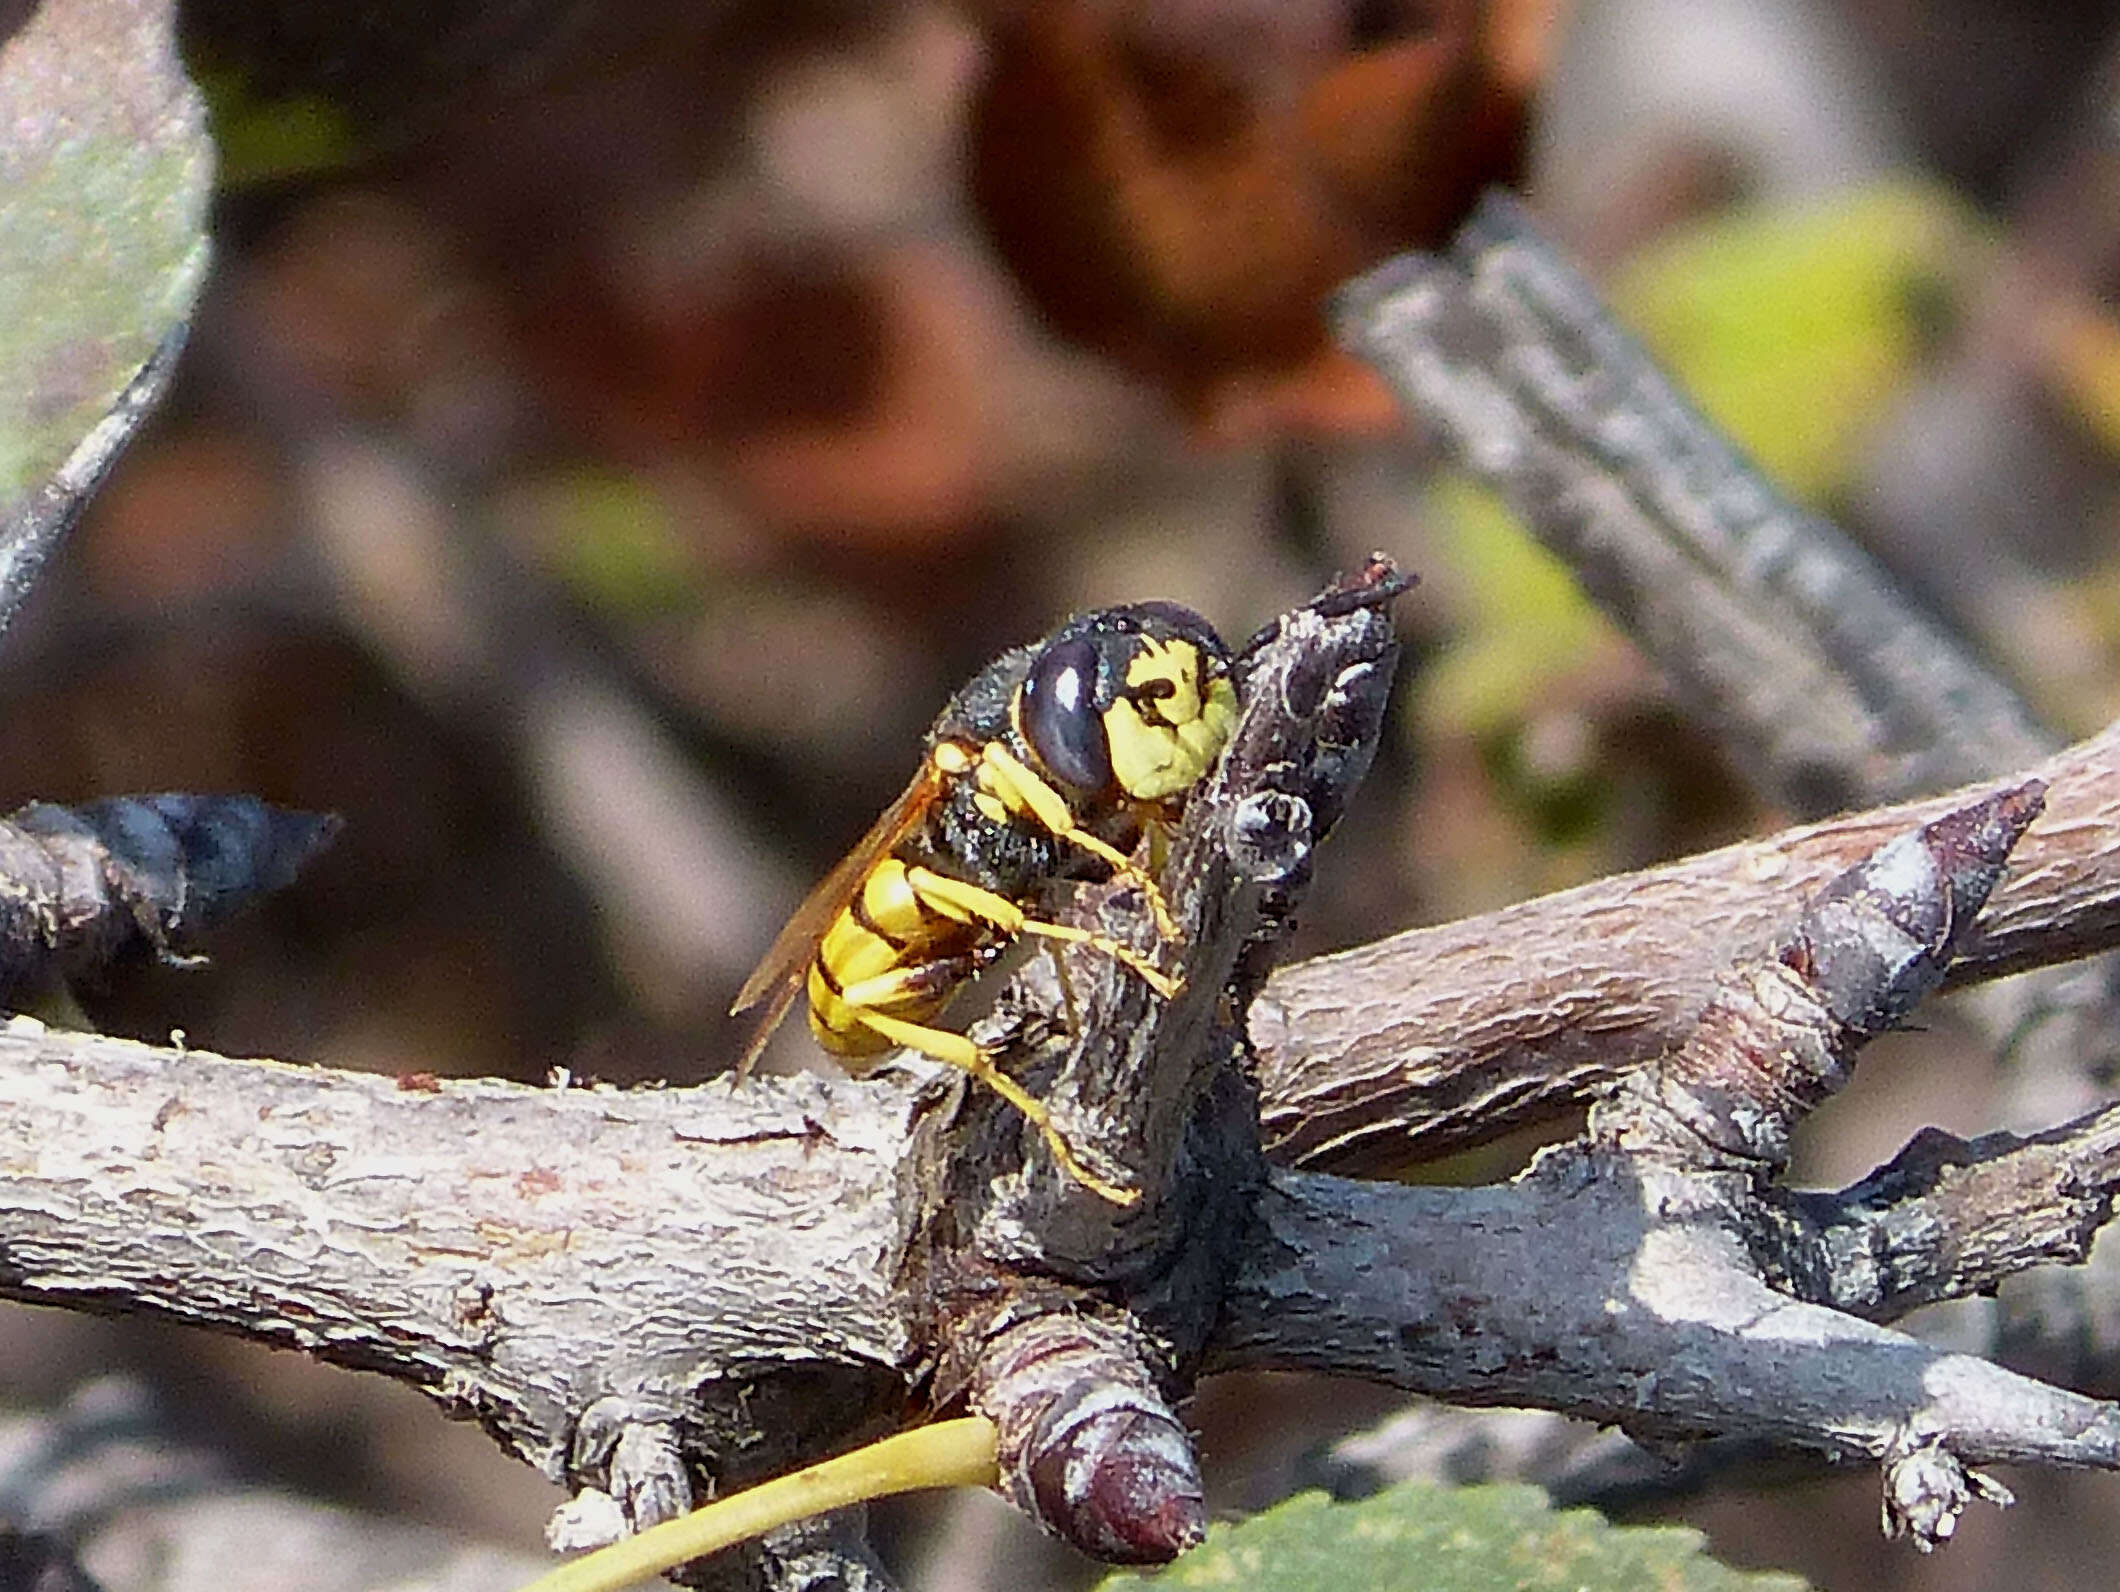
xmin=1315 ymin=194 xmax=2120 ymax=1453
xmin=3 ymin=689 xmax=2120 ymax=1559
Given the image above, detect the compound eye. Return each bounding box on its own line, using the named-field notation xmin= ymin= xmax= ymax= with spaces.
xmin=1020 ymin=636 xmax=1113 ymax=792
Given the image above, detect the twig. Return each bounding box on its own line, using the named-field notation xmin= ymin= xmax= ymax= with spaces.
xmin=1770 ymin=1106 xmax=2120 ymax=1322
xmin=1331 ymin=190 xmax=2053 ymax=815
xmin=0 ymin=573 xmax=1415 ymax=1586
xmin=1254 ymin=715 xmax=2120 ymax=1172
xmin=4 ymin=757 xmax=2120 ymax=1568
xmin=0 ymin=795 xmax=341 ymax=999
xmin=1213 ymin=1164 xmax=2098 ymax=1546
xmin=901 ymin=565 xmax=1411 ymax=1564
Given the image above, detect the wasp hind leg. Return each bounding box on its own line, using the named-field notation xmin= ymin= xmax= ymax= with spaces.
xmin=847 ymin=1002 xmax=1138 ymax=1207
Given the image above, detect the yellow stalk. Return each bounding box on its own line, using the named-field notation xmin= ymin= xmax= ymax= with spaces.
xmin=513 ymin=1415 xmax=1002 ymax=1592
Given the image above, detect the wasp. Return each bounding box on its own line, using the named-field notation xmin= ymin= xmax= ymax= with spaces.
xmin=731 ymin=603 xmax=1241 ymax=1205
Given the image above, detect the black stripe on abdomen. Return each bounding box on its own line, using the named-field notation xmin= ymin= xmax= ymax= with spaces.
xmin=850 ymin=890 xmax=911 ymax=950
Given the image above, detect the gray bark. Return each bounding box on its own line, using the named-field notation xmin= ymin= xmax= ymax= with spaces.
xmin=4 ymin=714 xmax=2120 ymax=1559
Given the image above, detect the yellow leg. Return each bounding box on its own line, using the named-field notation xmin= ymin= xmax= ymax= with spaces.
xmin=833 ymin=963 xmax=974 ymax=1014
xmin=857 ymin=1008 xmax=1139 ymax=1207
xmin=978 ymin=744 xmax=1183 ymax=943
xmin=903 ymin=866 xmax=1180 ymax=999
xmin=1014 ymin=918 xmax=1178 ymax=997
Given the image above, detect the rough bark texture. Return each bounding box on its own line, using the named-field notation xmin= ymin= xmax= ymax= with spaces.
xmin=0 ymin=1018 xmax=909 ymax=1486
xmin=5 ymin=731 xmax=2120 ymax=1567
xmin=1254 ymin=718 xmax=2120 ymax=1173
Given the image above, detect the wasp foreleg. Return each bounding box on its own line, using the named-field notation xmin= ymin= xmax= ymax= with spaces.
xmin=974 ymin=744 xmax=1184 ymax=944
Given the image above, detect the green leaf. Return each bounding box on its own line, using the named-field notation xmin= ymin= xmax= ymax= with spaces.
xmin=1609 ymin=181 xmax=1986 ymax=506
xmin=1417 ymin=476 xmax=1615 ymax=741
xmin=1097 ymin=1482 xmax=1811 ymax=1592
xmin=0 ymin=0 xmax=213 ymax=636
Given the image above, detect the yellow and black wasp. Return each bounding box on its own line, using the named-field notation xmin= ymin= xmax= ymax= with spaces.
xmin=731 ymin=603 xmax=1241 ymax=1204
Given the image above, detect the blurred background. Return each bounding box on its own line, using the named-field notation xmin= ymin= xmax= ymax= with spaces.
xmin=4 ymin=1 xmax=2120 ymax=1588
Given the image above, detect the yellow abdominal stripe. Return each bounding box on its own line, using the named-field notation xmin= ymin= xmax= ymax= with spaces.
xmin=1107 ymin=640 xmax=1239 ymax=801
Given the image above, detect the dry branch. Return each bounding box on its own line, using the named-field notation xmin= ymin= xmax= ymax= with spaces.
xmin=6 ymin=605 xmax=2120 ymax=1572
xmin=1331 ymin=190 xmax=2052 ymax=816
xmin=1317 ymin=189 xmax=2120 ymax=1507
xmin=1254 ymin=714 xmax=2120 ymax=1173
xmin=1227 ymin=783 xmax=2120 ymax=1549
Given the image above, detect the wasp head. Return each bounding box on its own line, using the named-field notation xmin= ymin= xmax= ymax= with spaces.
xmin=1014 ymin=604 xmax=1239 ymax=806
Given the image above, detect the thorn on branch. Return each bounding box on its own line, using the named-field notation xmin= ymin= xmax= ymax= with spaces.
xmin=1795 ymin=780 xmax=2047 ymax=1041
xmin=0 ymin=795 xmax=342 ymax=999
xmin=1594 ymin=781 xmax=2045 ymax=1175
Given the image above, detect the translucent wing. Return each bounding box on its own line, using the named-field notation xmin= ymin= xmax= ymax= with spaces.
xmin=729 ymin=763 xmax=946 ymax=1076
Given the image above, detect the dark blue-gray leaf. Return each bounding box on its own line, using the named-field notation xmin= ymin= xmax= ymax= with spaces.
xmin=0 ymin=795 xmax=341 ymax=998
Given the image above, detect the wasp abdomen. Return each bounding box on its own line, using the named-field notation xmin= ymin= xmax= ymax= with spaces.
xmin=807 ymin=858 xmax=992 ymax=1060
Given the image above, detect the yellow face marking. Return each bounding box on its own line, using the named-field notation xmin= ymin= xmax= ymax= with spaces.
xmin=1105 ymin=639 xmax=1238 ymax=801
xmin=1130 ymin=637 xmax=1203 ymax=723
